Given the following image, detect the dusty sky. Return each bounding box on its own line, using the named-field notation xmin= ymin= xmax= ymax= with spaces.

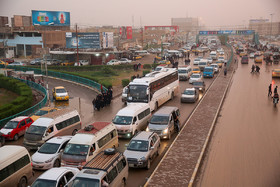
xmin=0 ymin=0 xmax=279 ymax=29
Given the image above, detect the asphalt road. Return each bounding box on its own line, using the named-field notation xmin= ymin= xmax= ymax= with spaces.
xmin=195 ymin=56 xmax=280 ymax=187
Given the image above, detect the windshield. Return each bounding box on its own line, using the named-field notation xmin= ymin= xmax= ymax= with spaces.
xmin=127 ymin=140 xmax=149 ymax=152
xmin=72 ymin=177 xmax=99 ymax=187
xmin=4 ymin=121 xmax=18 ymax=129
xmin=193 ymin=82 xmax=203 ymax=86
xmin=26 ymin=125 xmax=46 ymax=135
xmin=204 ymin=68 xmax=213 ymax=72
xmin=183 ymin=90 xmax=195 ymax=95
xmin=38 ymin=143 xmax=60 ymax=154
xmin=178 ymin=69 xmax=187 ymax=73
xmin=128 ymin=85 xmax=148 ymax=103
xmin=31 ymin=179 xmax=56 ymax=187
xmin=113 ymin=115 xmax=133 ymax=125
xmin=34 ymin=110 xmax=48 ymax=116
xmin=56 ymin=88 xmax=66 ymax=93
xmin=193 ymin=68 xmax=199 ymax=71
xmin=150 ymin=115 xmax=169 ymax=124
xmin=64 ymin=144 xmax=89 ymax=156
xmin=199 ymin=62 xmax=207 ymax=65
xmin=191 ymin=74 xmax=200 ymax=78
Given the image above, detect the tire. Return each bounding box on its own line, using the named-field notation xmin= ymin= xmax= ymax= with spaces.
xmin=146 ymin=159 xmax=151 ymax=170
xmin=13 ymin=134 xmax=19 ymax=141
xmin=72 ymin=129 xmax=78 ymax=136
xmin=170 ymin=92 xmax=174 ymax=100
xmin=18 ymin=177 xmax=27 ymax=187
xmin=53 ymin=159 xmax=60 ymax=168
xmin=154 ymin=102 xmax=158 ymax=111
xmin=121 ymin=178 xmax=126 ymax=187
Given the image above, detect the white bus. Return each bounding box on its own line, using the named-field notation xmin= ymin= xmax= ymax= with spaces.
xmin=126 ymin=68 xmax=179 ymax=111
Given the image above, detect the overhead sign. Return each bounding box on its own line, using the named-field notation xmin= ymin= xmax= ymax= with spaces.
xmin=32 ymin=10 xmax=70 ymax=26
xmin=66 ymin=32 xmax=100 ymax=49
xmin=199 ymin=30 xmax=255 ymax=35
xmin=102 ymin=32 xmax=114 ymax=48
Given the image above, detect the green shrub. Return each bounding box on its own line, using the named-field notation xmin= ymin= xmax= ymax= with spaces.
xmin=100 ymin=80 xmax=112 ymax=89
xmin=122 ymin=79 xmax=130 ymax=87
xmin=143 ymin=64 xmax=152 ymax=69
xmin=142 ymin=70 xmax=151 ymax=76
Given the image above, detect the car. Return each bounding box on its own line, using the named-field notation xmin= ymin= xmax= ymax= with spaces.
xmin=216 ymin=61 xmax=224 ymax=68
xmin=107 ymin=59 xmax=120 ymax=65
xmin=31 ymin=167 xmax=79 ymax=187
xmin=74 ymin=60 xmax=89 ymax=66
xmin=219 ymin=51 xmax=225 ymax=55
xmin=210 ymin=63 xmax=219 ymax=73
xmin=154 ymin=64 xmax=168 ymax=71
xmin=255 ymin=56 xmax=262 ymax=63
xmin=239 ymin=52 xmax=247 ymax=57
xmin=218 ymin=56 xmax=225 ymax=63
xmin=192 ymin=67 xmax=201 ymax=74
xmin=31 ymin=136 xmax=72 ymax=170
xmin=52 ymin=86 xmax=69 ymax=101
xmin=193 ymin=58 xmax=201 ymax=65
xmin=1 ymin=58 xmax=14 ymax=63
xmin=60 ymin=61 xmax=75 ymax=66
xmin=207 ymin=57 xmax=213 ymax=64
xmin=7 ymin=61 xmax=26 ymax=66
xmin=0 ymin=116 xmax=33 ymax=141
xmin=159 ymin=60 xmax=171 ymax=65
xmin=30 ymin=107 xmax=59 ymax=121
xmin=193 ymin=81 xmax=206 ymax=92
xmin=0 ymin=60 xmax=9 ymax=66
xmin=181 ymin=88 xmax=199 ymax=103
xmin=249 ymin=53 xmax=255 ymax=58
xmin=124 ymin=131 xmax=160 ymax=169
xmin=272 ymin=69 xmax=280 ymax=78
xmin=119 ymin=58 xmax=132 ymax=64
xmin=241 ymin=56 xmax=249 ymax=64
xmin=30 ymin=58 xmax=42 ymax=65
xmin=189 ymin=73 xmax=202 ymax=84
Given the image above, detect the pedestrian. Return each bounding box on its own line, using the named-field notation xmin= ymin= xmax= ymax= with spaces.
xmin=256 ymin=65 xmax=260 ymax=73
xmin=138 ymin=63 xmax=141 ymax=70
xmin=274 ymin=86 xmax=278 ymax=94
xmin=268 ymin=84 xmax=272 ymax=97
xmin=187 ymin=52 xmax=190 ymax=59
xmin=107 ymin=87 xmax=113 ymax=105
xmin=92 ymin=98 xmax=96 ymax=111
xmin=251 ymin=64 xmax=255 ymax=73
xmin=224 ymin=67 xmax=227 ymax=77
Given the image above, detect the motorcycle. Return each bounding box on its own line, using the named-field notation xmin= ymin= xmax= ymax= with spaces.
xmin=273 ymin=97 xmax=279 ymax=107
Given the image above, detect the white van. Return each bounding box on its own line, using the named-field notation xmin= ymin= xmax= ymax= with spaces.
xmin=66 ymin=148 xmax=128 ymax=187
xmin=198 ymin=59 xmax=208 ymax=71
xmin=23 ymin=108 xmax=81 ymax=150
xmin=113 ymin=103 xmax=151 ymax=138
xmin=210 ymin=51 xmax=217 ymax=60
xmin=0 ymin=145 xmax=33 ymax=187
xmin=61 ymin=122 xmax=118 ymax=168
xmin=178 ymin=66 xmax=192 ymax=81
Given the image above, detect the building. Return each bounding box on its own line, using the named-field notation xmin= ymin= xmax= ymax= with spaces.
xmin=171 ymin=17 xmax=199 ymax=33
xmin=249 ymin=19 xmax=280 ymax=36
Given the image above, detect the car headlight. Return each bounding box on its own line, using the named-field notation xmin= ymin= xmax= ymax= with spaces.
xmin=199 ymin=88 xmax=202 ymax=90
xmin=163 ymin=128 xmax=168 ymax=134
xmin=138 ymin=157 xmax=146 ymax=161
xmin=146 ymin=127 xmax=150 ymax=132
xmin=45 ymin=157 xmax=55 ymax=163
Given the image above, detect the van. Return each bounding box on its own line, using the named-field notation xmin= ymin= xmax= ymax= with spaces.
xmin=0 ymin=145 xmax=33 ymax=187
xmin=23 ymin=108 xmax=81 ymax=150
xmin=66 ymin=148 xmax=128 ymax=187
xmin=198 ymin=59 xmax=208 ymax=71
xmin=203 ymin=66 xmax=214 ymax=78
xmin=61 ymin=122 xmax=118 ymax=168
xmin=210 ymin=51 xmax=217 ymax=60
xmin=113 ymin=103 xmax=151 ymax=139
xmin=146 ymin=106 xmax=180 ymax=139
xmin=178 ymin=66 xmax=192 ymax=81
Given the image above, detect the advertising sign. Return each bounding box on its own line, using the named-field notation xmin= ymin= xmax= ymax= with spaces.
xmin=199 ymin=30 xmax=254 ymax=35
xmin=66 ymin=32 xmax=100 ymax=49
xmin=127 ymin=26 xmax=132 ymax=39
xmin=120 ymin=26 xmax=133 ymax=39
xmin=102 ymin=32 xmax=114 ymax=48
xmin=32 ymin=10 xmax=70 ymax=26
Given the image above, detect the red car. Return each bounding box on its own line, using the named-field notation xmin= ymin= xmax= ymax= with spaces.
xmin=0 ymin=116 xmax=34 ymax=140
xmin=2 ymin=58 xmax=14 ymax=64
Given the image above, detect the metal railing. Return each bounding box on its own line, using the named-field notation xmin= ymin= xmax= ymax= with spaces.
xmin=226 ymin=43 xmax=234 ymax=68
xmin=0 ymin=78 xmax=47 ymax=128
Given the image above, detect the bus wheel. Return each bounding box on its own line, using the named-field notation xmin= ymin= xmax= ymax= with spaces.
xmin=72 ymin=129 xmax=78 ymax=136
xmin=170 ymin=92 xmax=174 ymax=100
xmin=18 ymin=177 xmax=27 ymax=187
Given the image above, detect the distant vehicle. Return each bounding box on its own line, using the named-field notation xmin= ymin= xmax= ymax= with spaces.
xmin=107 ymin=59 xmax=121 ymax=65
xmin=254 ymin=56 xmax=262 ymax=63
xmin=8 ymin=61 xmax=26 ymax=66
xmin=272 ymin=69 xmax=280 ymax=78
xmin=52 ymin=86 xmax=69 ymax=101
xmin=30 ymin=107 xmax=59 ymax=121
xmin=189 ymin=73 xmax=202 ymax=84
xmin=192 ymin=67 xmax=201 ymax=74
xmin=207 ymin=57 xmax=213 ymax=64
xmin=203 ymin=66 xmax=214 ymax=78
xmin=30 ymin=58 xmax=42 ymax=65
xmin=216 ymin=61 xmax=224 ymax=68
xmin=210 ymin=51 xmax=217 ymax=60
xmin=154 ymin=64 xmax=168 ymax=71
xmin=124 ymin=131 xmax=160 ymax=169
xmin=1 ymin=58 xmax=14 ymax=63
xmin=249 ymin=53 xmax=255 ymax=58
xmin=193 ymin=58 xmax=201 ymax=65
xmin=239 ymin=52 xmax=247 ymax=57
xmin=241 ymin=56 xmax=249 ymax=64
xmin=0 ymin=60 xmax=8 ymax=66
xmin=119 ymin=58 xmax=132 ymax=64
xmin=218 ymin=56 xmax=225 ymax=63
xmin=135 ymin=50 xmax=150 ymax=56
xmin=181 ymin=88 xmax=199 ymax=103
xmin=198 ymin=59 xmax=208 ymax=71
xmin=193 ymin=81 xmax=206 ymax=92
xmin=74 ymin=60 xmax=89 ymax=66
xmin=0 ymin=116 xmax=33 ymax=141
xmin=210 ymin=63 xmax=219 ymax=73
xmin=178 ymin=66 xmax=192 ymax=80
xmin=159 ymin=60 xmax=171 ymax=65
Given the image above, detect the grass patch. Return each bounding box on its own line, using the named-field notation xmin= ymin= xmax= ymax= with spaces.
xmin=0 ymin=88 xmax=19 ymax=107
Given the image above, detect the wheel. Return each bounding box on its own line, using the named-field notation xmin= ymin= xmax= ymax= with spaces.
xmin=18 ymin=177 xmax=27 ymax=187
xmin=146 ymin=159 xmax=151 ymax=170
xmin=121 ymin=178 xmax=126 ymax=187
xmin=53 ymin=159 xmax=60 ymax=168
xmin=154 ymin=102 xmax=158 ymax=111
xmin=13 ymin=134 xmax=19 ymax=141
xmin=72 ymin=129 xmax=78 ymax=136
xmin=170 ymin=92 xmax=174 ymax=100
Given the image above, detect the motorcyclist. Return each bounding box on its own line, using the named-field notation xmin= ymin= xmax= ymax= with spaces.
xmin=273 ymin=93 xmax=279 ymax=105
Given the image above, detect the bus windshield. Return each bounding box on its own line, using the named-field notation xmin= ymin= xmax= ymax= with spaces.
xmin=128 ymin=85 xmax=149 ymax=103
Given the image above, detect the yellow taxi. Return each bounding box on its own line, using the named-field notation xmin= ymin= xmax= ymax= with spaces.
xmin=216 ymin=61 xmax=224 ymax=68
xmin=30 ymin=107 xmax=59 ymax=121
xmin=52 ymin=86 xmax=69 ymax=101
xmin=0 ymin=60 xmax=8 ymax=66
xmin=134 ymin=55 xmax=142 ymax=60
xmin=192 ymin=67 xmax=201 ymax=74
xmin=159 ymin=60 xmax=171 ymax=65
xmin=61 ymin=61 xmax=75 ymax=66
xmin=155 ymin=55 xmax=163 ymax=60
xmin=272 ymin=69 xmax=280 ymax=78
xmin=239 ymin=52 xmax=247 ymax=57
xmin=254 ymin=57 xmax=262 ymax=63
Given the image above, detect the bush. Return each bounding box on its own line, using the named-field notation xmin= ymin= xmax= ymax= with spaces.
xmin=142 ymin=70 xmax=151 ymax=77
xmin=100 ymin=80 xmax=112 ymax=89
xmin=143 ymin=64 xmax=152 ymax=69
xmin=122 ymin=79 xmax=130 ymax=87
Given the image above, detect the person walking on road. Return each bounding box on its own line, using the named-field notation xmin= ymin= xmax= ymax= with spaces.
xmin=274 ymin=86 xmax=278 ymax=94
xmin=268 ymin=84 xmax=272 ymax=97
xmin=251 ymin=64 xmax=255 ymax=73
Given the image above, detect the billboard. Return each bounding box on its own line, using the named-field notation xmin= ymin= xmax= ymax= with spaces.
xmin=199 ymin=30 xmax=255 ymax=35
xmin=120 ymin=26 xmax=132 ymax=39
xmin=102 ymin=32 xmax=114 ymax=48
xmin=32 ymin=10 xmax=70 ymax=26
xmin=66 ymin=32 xmax=100 ymax=49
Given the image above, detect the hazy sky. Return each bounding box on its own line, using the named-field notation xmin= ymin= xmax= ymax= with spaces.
xmin=0 ymin=0 xmax=279 ymax=29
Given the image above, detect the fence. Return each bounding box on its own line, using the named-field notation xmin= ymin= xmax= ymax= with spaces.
xmin=226 ymin=43 xmax=234 ymax=68
xmin=0 ymin=78 xmax=47 ymax=128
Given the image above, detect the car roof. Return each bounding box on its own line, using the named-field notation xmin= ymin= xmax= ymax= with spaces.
xmin=38 ymin=167 xmax=76 ymax=180
xmin=185 ymin=88 xmax=196 ymax=91
xmin=153 ymin=106 xmax=178 ymax=116
xmin=46 ymin=136 xmax=72 ymax=144
xmin=55 ymin=86 xmax=65 ymax=89
xmin=133 ymin=131 xmax=154 ymax=141
xmin=11 ymin=116 xmax=29 ymax=122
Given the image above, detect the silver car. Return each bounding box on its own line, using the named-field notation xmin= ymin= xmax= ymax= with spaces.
xmin=124 ymin=131 xmax=160 ymax=170
xmin=181 ymin=88 xmax=199 ymax=103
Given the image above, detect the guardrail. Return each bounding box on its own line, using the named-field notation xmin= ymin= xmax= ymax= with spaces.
xmin=0 ymin=78 xmax=47 ymax=128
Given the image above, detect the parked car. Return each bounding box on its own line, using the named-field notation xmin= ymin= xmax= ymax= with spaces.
xmin=193 ymin=81 xmax=206 ymax=92
xmin=189 ymin=73 xmax=202 ymax=84
xmin=30 ymin=107 xmax=59 ymax=121
xmin=181 ymin=88 xmax=199 ymax=103
xmin=74 ymin=60 xmax=89 ymax=66
xmin=107 ymin=59 xmax=120 ymax=65
xmin=119 ymin=58 xmax=132 ymax=64
xmin=124 ymin=131 xmax=160 ymax=169
xmin=0 ymin=60 xmax=9 ymax=66
xmin=52 ymin=86 xmax=69 ymax=101
xmin=210 ymin=63 xmax=219 ymax=73
xmin=0 ymin=116 xmax=33 ymax=141
xmin=31 ymin=136 xmax=72 ymax=170
xmin=31 ymin=167 xmax=79 ymax=187
xmin=8 ymin=61 xmax=26 ymax=66
xmin=30 ymin=58 xmax=42 ymax=65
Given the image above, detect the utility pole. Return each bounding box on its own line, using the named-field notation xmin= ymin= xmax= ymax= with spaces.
xmin=76 ymin=24 xmax=79 ymax=64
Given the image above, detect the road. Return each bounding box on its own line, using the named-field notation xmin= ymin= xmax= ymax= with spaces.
xmin=5 ymin=50 xmax=224 ymax=186
xmin=195 ymin=56 xmax=280 ymax=186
